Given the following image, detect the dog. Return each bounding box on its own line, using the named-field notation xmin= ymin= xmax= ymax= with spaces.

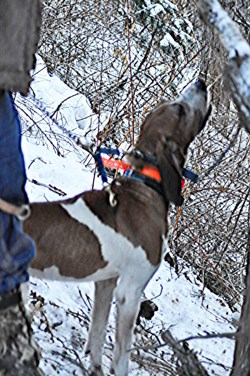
xmin=24 ymin=79 xmax=211 ymax=376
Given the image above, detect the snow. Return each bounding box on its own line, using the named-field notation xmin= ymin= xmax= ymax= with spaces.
xmin=32 ymin=56 xmax=95 ymax=132
xmin=160 ymin=32 xmax=180 ymax=49
xmin=18 ymin=57 xmax=238 ymax=375
xmin=29 ymin=263 xmax=237 ymax=375
xmin=22 ymin=139 xmax=99 ymax=202
xmin=148 ymin=3 xmax=165 ymax=17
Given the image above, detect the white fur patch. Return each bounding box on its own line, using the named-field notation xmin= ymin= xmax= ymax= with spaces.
xmin=60 ymin=198 xmax=156 ymax=286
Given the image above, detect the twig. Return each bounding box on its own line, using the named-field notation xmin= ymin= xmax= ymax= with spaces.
xmin=161 ymin=330 xmax=210 ymax=376
xmin=28 ymin=178 xmax=67 ymax=196
xmin=178 ymin=331 xmax=236 ymax=343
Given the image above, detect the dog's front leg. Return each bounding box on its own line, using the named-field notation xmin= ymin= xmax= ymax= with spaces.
xmin=86 ymin=277 xmax=118 ymax=376
xmin=111 ymin=271 xmax=155 ymax=376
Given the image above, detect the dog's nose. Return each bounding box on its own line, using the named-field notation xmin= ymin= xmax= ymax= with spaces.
xmin=177 ymin=78 xmax=209 ymax=112
xmin=194 ymin=79 xmax=207 ymax=91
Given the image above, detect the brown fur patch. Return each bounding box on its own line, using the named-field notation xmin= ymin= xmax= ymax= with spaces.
xmin=24 ymin=203 xmax=108 ymax=278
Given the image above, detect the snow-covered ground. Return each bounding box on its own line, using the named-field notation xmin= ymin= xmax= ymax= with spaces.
xmin=28 ymin=259 xmax=238 ymax=376
xmin=18 ymin=57 xmax=239 ymax=375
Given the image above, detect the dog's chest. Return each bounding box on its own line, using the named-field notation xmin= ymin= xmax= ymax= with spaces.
xmin=61 ymin=197 xmax=158 ymax=281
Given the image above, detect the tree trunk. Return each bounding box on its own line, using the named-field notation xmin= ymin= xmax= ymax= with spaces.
xmin=197 ymin=1 xmax=250 ymax=374
xmin=231 ymin=201 xmax=250 ymax=375
xmin=197 ymin=0 xmax=250 ymax=134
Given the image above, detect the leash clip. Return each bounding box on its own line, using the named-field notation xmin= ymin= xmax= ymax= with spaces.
xmin=105 ymin=185 xmax=117 ymax=207
xmin=0 ymin=199 xmax=31 ymax=221
xmin=17 ymin=205 xmax=31 ymax=221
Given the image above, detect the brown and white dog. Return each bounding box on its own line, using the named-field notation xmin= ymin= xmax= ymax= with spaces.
xmin=24 ymin=79 xmax=211 ymax=376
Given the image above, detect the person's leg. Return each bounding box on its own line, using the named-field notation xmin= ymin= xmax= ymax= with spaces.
xmin=0 ymin=91 xmax=43 ymax=375
xmin=0 ymin=91 xmax=34 ymax=293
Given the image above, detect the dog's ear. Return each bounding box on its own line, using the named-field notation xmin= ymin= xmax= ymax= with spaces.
xmin=156 ymin=139 xmax=184 ymax=206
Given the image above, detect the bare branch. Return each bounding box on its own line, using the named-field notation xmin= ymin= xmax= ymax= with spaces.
xmin=161 ymin=330 xmax=209 ymax=376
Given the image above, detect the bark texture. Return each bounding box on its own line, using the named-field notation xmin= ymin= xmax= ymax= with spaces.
xmin=197 ymin=0 xmax=250 ymax=134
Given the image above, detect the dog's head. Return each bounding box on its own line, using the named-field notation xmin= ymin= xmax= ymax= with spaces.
xmin=128 ymin=79 xmax=211 ymax=206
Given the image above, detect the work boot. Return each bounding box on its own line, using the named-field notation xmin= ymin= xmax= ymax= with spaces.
xmin=0 ymin=286 xmax=44 ymax=376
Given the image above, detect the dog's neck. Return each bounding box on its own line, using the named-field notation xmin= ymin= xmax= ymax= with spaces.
xmin=126 ymin=148 xmax=156 ymax=170
xmin=123 ymin=166 xmax=163 ymax=197
xmin=117 ymin=148 xmax=163 ymax=197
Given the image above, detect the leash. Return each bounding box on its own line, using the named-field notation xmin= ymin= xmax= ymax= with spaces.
xmin=29 ymin=95 xmax=239 ymax=186
xmin=30 ymin=95 xmax=94 ymax=155
xmin=0 ymin=199 xmax=31 ymax=221
xmin=0 ymin=95 xmax=238 ymax=217
xmin=29 ymin=96 xmax=199 ymax=184
xmin=93 ymin=147 xmax=120 ymax=184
